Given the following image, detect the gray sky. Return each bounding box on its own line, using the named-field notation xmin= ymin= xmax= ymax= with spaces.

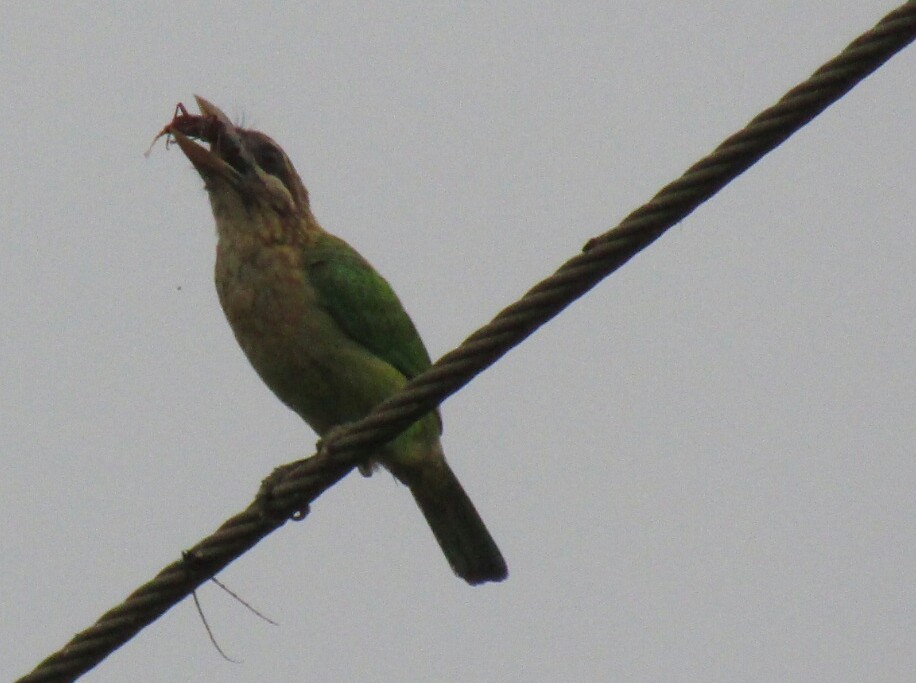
xmin=2 ymin=3 xmax=913 ymax=682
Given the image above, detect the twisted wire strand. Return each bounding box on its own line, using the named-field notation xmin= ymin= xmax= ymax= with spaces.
xmin=18 ymin=4 xmax=915 ymax=681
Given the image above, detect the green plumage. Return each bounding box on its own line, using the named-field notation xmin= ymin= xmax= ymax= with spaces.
xmin=307 ymin=233 xmax=435 ymax=385
xmin=170 ymin=97 xmax=506 ymax=584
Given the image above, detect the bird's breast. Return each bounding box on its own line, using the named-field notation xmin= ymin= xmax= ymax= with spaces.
xmin=212 ymin=232 xmax=383 ymax=435
xmin=214 ymin=235 xmax=317 ymax=357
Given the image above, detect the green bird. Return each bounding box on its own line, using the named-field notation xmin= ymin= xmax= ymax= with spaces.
xmin=166 ymin=96 xmax=506 ymax=585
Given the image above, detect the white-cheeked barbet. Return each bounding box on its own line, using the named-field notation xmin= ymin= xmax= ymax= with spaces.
xmin=162 ymin=97 xmax=507 ymax=585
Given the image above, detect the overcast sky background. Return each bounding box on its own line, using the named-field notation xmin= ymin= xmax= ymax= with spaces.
xmin=2 ymin=3 xmax=913 ymax=682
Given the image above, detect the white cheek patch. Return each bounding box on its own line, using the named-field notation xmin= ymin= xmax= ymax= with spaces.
xmin=260 ymin=172 xmax=296 ymax=213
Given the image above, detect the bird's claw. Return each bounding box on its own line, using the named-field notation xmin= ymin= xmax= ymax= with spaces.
xmin=256 ymin=462 xmax=310 ymax=524
xmin=317 ymin=426 xmax=375 ymax=476
xmin=315 ymin=425 xmax=348 ymax=457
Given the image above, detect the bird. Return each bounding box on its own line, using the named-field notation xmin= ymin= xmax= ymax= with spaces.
xmin=163 ymin=96 xmax=507 ymax=585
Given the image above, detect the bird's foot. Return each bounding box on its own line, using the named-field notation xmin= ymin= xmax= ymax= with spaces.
xmin=315 ymin=425 xmax=349 ymax=457
xmin=316 ymin=426 xmax=375 ymax=476
xmin=256 ymin=461 xmax=310 ymax=523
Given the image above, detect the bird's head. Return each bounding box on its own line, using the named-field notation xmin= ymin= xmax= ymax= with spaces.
xmin=160 ymin=96 xmax=311 ymax=228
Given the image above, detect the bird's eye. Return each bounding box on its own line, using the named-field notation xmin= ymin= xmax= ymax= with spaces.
xmin=255 ymin=143 xmax=287 ymax=180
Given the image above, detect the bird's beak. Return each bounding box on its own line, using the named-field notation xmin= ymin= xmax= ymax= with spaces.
xmin=155 ymin=95 xmax=300 ymax=214
xmin=194 ymin=95 xmax=231 ymax=125
xmin=170 ymin=129 xmax=230 ymax=177
xmin=163 ymin=95 xmax=245 ymax=181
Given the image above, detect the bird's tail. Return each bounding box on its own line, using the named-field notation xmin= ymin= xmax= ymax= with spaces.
xmin=393 ymin=456 xmax=507 ymax=585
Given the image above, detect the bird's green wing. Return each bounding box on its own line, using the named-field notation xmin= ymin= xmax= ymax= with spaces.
xmin=306 ymin=232 xmax=434 ymax=381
